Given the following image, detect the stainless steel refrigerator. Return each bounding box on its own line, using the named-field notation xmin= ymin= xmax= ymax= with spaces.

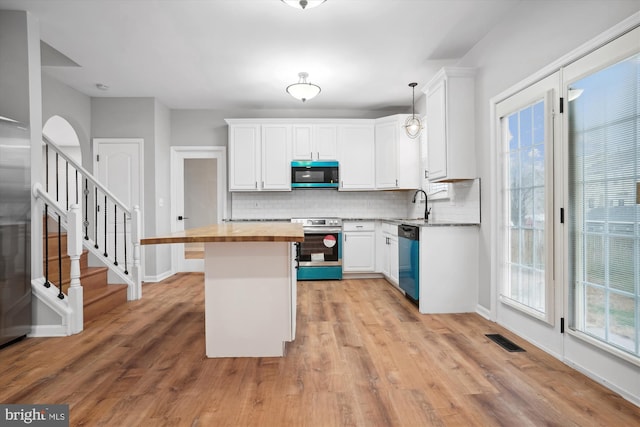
xmin=0 ymin=117 xmax=31 ymax=347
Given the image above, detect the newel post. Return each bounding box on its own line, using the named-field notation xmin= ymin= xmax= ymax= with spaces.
xmin=67 ymin=203 xmax=84 ymax=334
xmin=131 ymin=205 xmax=142 ymax=300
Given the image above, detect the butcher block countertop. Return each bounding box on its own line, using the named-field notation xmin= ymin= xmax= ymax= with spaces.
xmin=141 ymin=222 xmax=304 ymax=245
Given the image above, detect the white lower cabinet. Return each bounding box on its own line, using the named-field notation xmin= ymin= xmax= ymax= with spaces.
xmin=342 ymin=221 xmax=376 ymax=272
xmin=377 ymin=221 xmax=399 ymax=286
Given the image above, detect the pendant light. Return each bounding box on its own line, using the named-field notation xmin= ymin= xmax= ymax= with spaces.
xmin=404 ymin=82 xmax=423 ymax=139
xmin=286 ymin=72 xmax=321 ymax=102
xmin=281 ymin=0 xmax=326 ymax=10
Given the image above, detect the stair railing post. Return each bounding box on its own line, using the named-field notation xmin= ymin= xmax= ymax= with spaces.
xmin=67 ymin=203 xmax=84 ymax=333
xmin=131 ymin=205 xmax=142 ymax=300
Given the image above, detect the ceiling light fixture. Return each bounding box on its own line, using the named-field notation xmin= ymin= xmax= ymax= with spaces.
xmin=286 ymin=72 xmax=321 ymax=102
xmin=403 ymin=82 xmax=423 ymax=139
xmin=281 ymin=0 xmax=326 ymax=10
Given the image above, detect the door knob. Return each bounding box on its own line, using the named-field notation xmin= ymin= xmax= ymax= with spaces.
xmin=178 ymin=215 xmax=189 ymax=221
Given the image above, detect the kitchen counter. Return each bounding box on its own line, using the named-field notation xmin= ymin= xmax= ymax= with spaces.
xmin=382 ymin=218 xmax=480 ymax=227
xmin=141 ymin=222 xmax=303 ymax=358
xmin=141 ymin=222 xmax=304 ymax=244
xmin=341 ymin=218 xmax=480 ymax=227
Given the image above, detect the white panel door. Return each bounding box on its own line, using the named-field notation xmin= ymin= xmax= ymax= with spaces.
xmin=171 ymin=147 xmax=227 ymax=273
xmin=93 ymin=138 xmax=143 ymax=272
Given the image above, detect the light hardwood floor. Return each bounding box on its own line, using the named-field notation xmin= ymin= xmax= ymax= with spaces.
xmin=2 ymin=273 xmax=639 ymax=426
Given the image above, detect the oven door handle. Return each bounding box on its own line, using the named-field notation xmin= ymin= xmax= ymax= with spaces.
xmin=302 ymin=228 xmax=343 ymax=234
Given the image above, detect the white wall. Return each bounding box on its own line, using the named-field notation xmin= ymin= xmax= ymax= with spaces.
xmin=91 ymin=97 xmax=163 ymax=278
xmin=153 ymin=100 xmax=172 ymax=278
xmin=457 ymin=0 xmax=640 ymax=310
xmin=41 ymin=74 xmax=91 ymax=170
xmin=169 ymin=106 xmax=415 ymax=148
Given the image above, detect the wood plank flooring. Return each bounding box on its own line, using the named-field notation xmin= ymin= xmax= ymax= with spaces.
xmin=2 ymin=273 xmax=639 ymax=426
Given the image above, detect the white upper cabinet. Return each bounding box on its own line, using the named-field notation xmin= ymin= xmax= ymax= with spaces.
xmin=423 ymin=67 xmax=476 ymax=182
xmin=227 ymin=120 xmax=291 ymax=191
xmin=228 ymin=123 xmax=261 ymax=191
xmin=337 ymin=122 xmax=376 ymax=190
xmin=261 ymin=124 xmax=292 ymax=190
xmin=374 ymin=114 xmax=420 ymax=189
xmin=291 ymin=124 xmax=338 ymax=161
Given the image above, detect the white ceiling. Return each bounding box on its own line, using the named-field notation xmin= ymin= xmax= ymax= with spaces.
xmin=0 ymin=0 xmax=521 ymax=111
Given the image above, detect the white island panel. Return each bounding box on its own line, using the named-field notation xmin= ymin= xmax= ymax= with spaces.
xmin=204 ymin=241 xmax=294 ymax=358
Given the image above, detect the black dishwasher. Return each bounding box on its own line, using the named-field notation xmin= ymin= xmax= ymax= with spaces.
xmin=398 ymin=224 xmax=420 ymax=304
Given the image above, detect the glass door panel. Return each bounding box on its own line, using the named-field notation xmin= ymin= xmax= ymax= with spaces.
xmin=568 ymin=52 xmax=640 ymax=356
xmin=183 ymin=158 xmax=217 ymax=261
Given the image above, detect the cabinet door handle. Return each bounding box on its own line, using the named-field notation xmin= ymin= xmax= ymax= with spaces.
xmin=255 ymin=182 xmax=258 ymax=189
xmin=395 ymin=179 xmax=398 ymax=187
xmin=316 ymin=151 xmax=319 ymax=159
xmin=310 ymin=152 xmax=313 ymax=160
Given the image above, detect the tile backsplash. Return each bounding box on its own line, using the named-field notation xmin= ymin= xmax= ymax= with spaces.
xmin=231 ymin=178 xmax=481 ymax=223
xmin=406 ymin=178 xmax=481 ymax=223
xmin=231 ymin=189 xmax=410 ymax=219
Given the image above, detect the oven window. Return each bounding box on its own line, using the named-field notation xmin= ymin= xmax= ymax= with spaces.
xmin=300 ymin=233 xmax=340 ymax=262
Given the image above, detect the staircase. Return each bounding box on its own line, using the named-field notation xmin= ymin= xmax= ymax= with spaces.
xmin=43 ymin=228 xmax=128 ymax=322
xmin=30 ymin=136 xmax=142 ymax=336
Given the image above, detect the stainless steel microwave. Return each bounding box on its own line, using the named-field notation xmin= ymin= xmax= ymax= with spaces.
xmin=291 ymin=161 xmax=339 ymax=188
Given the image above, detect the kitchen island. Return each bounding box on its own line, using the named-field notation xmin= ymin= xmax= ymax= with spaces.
xmin=141 ymin=222 xmax=304 ymax=358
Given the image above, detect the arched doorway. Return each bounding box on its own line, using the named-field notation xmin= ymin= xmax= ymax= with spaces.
xmin=42 ymin=115 xmax=81 ymax=209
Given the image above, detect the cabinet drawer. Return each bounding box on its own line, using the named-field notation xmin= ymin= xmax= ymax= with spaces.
xmin=381 ymin=221 xmax=398 ymax=235
xmin=343 ymin=221 xmax=375 ymax=232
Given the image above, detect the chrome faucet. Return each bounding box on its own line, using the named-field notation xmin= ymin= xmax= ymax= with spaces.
xmin=412 ymin=189 xmax=431 ymax=222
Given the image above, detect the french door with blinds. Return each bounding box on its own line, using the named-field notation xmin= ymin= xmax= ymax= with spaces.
xmin=495 ymin=25 xmax=640 ymax=373
xmin=564 ymin=28 xmax=640 ymax=361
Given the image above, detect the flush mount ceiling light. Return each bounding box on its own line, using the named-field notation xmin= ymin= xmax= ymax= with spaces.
xmin=404 ymin=82 xmax=423 ymax=139
xmin=281 ymin=0 xmax=326 ymax=10
xmin=286 ymin=72 xmax=321 ymax=102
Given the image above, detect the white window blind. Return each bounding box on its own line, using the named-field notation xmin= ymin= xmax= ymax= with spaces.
xmin=568 ymin=52 xmax=640 ymax=357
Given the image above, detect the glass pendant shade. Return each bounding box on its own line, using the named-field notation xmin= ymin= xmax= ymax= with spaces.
xmin=281 ymin=0 xmax=326 ymax=10
xmin=286 ymin=72 xmax=321 ymax=102
xmin=404 ymin=82 xmax=423 ymax=139
xmin=404 ymin=115 xmax=423 ymax=139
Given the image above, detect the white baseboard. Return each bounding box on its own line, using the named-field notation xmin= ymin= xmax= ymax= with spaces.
xmin=29 ymin=325 xmax=68 ymax=337
xmin=342 ymin=272 xmax=384 ymax=280
xmin=143 ymin=269 xmax=174 ymax=283
xmin=475 ymin=304 xmax=492 ymax=320
xmin=563 ymin=358 xmax=640 ymax=408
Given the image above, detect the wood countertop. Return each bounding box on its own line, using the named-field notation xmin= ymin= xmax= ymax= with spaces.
xmin=140 ymin=222 xmax=305 ymax=245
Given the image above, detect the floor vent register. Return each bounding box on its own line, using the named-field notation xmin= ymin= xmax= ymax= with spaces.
xmin=485 ymin=333 xmax=526 ymax=352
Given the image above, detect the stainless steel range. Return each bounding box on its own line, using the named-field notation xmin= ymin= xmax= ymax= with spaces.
xmin=291 ymin=217 xmax=343 ymax=280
